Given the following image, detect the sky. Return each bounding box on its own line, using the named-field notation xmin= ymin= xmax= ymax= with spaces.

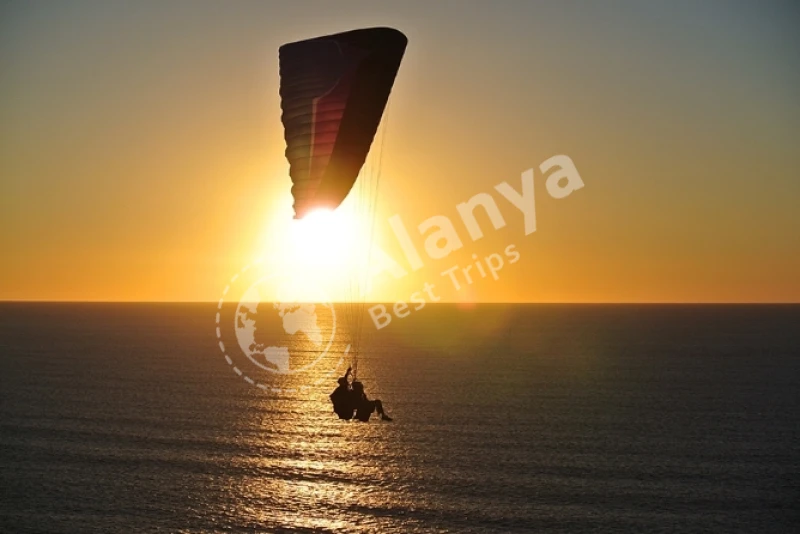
xmin=1 ymin=0 xmax=798 ymax=302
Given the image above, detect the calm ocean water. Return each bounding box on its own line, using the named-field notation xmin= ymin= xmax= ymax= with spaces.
xmin=1 ymin=303 xmax=798 ymax=533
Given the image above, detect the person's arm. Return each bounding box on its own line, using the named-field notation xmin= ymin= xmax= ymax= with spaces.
xmin=344 ymin=366 xmax=352 ymax=381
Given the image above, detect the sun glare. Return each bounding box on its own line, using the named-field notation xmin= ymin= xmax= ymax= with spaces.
xmin=290 ymin=209 xmax=358 ymax=268
xmin=264 ymin=205 xmax=377 ymax=303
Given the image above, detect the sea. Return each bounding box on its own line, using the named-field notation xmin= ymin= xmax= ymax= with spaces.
xmin=0 ymin=303 xmax=797 ymax=533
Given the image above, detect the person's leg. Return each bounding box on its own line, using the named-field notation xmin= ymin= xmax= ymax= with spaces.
xmin=374 ymin=399 xmax=392 ymax=420
xmin=356 ymin=400 xmax=375 ymax=422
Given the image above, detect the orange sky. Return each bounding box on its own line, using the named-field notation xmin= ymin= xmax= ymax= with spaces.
xmin=1 ymin=1 xmax=798 ymax=302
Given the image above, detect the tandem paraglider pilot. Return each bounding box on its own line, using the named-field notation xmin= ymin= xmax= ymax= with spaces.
xmin=330 ymin=367 xmax=392 ymax=422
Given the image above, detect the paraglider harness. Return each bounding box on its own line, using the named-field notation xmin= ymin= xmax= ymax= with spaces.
xmin=330 ymin=366 xmax=355 ymax=420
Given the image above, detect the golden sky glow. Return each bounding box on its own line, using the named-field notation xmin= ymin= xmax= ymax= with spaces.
xmin=1 ymin=1 xmax=798 ymax=302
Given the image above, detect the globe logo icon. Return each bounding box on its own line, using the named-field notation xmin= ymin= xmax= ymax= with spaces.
xmin=233 ymin=273 xmax=337 ymax=375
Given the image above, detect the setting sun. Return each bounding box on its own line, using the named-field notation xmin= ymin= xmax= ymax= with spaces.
xmin=263 ymin=200 xmax=379 ymax=303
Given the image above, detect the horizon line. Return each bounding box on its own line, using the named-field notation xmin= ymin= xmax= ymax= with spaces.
xmin=1 ymin=300 xmax=798 ymax=305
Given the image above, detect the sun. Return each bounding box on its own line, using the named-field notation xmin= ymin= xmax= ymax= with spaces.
xmin=264 ymin=206 xmax=376 ymax=302
xmin=288 ymin=209 xmax=362 ymax=269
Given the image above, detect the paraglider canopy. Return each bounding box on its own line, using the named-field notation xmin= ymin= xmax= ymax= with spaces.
xmin=278 ymin=27 xmax=407 ymax=219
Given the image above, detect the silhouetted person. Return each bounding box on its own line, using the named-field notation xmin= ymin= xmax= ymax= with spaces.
xmin=330 ymin=367 xmax=355 ymax=420
xmin=351 ymin=380 xmax=392 ymax=422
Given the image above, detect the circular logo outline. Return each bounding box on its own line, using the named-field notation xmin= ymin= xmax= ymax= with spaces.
xmin=235 ymin=271 xmax=337 ymax=375
xmin=215 ymin=259 xmax=347 ymax=394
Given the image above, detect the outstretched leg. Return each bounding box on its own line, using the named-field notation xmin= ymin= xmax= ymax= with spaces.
xmin=374 ymin=399 xmax=392 ymax=421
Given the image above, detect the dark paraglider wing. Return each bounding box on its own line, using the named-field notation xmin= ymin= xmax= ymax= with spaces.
xmin=278 ymin=27 xmax=407 ymax=219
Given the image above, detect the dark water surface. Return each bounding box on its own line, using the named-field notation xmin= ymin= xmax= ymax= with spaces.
xmin=1 ymin=304 xmax=798 ymax=533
